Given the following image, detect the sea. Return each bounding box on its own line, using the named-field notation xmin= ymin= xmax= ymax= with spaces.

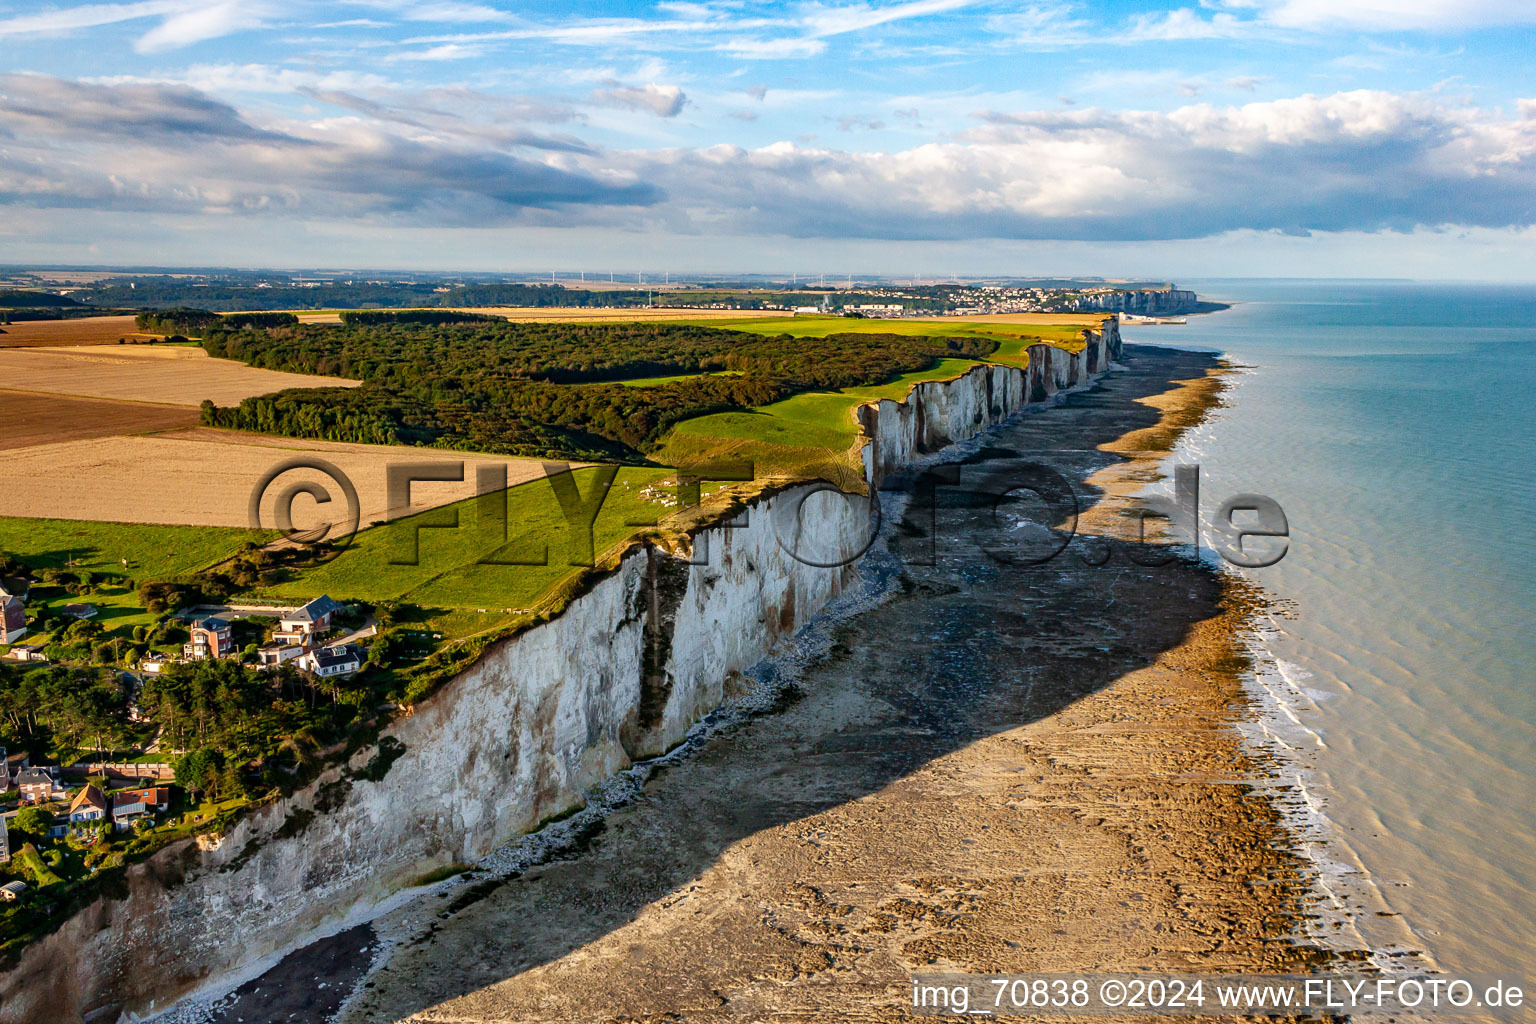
xmin=1123 ymin=281 xmax=1535 ymax=986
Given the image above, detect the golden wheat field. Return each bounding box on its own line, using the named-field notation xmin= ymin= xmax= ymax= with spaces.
xmin=0 ymin=344 xmax=359 ymax=406
xmin=0 ymin=428 xmax=569 ymax=530
xmin=0 ymin=315 xmax=157 ymax=347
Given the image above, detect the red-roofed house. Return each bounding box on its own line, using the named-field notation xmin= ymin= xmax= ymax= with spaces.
xmin=111 ymin=787 xmax=171 ymax=830
xmin=68 ymin=785 xmax=108 ymax=824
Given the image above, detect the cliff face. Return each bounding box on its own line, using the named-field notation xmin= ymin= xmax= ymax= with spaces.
xmin=1069 ymin=289 xmax=1198 ymax=315
xmin=0 ymin=321 xmax=1119 ymax=1024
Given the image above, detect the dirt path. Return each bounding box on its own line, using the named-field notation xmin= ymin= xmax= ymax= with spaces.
xmin=202 ymin=346 xmax=1346 ymax=1023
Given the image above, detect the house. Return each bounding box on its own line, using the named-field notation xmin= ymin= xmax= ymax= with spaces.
xmin=0 ymin=881 xmax=25 ymax=902
xmin=15 ymin=767 xmax=63 ymax=805
xmin=0 ymin=589 xmax=25 ymax=644
xmin=138 ymin=654 xmax=171 ymax=675
xmin=274 ymin=596 xmax=338 ymax=645
xmin=3 ymin=644 xmax=46 ymax=663
xmin=256 ymin=642 xmax=304 ymax=668
xmin=182 ymin=617 xmax=233 ymax=660
xmin=110 ymin=787 xmax=170 ymax=830
xmin=62 ymin=603 xmax=98 ymax=620
xmin=301 ymin=643 xmax=362 ymax=679
xmin=68 ymin=785 xmax=108 ymax=824
xmin=0 ymin=813 xmax=9 ymax=864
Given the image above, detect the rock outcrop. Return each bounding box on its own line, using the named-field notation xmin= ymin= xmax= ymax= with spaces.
xmin=0 ymin=321 xmax=1120 ymax=1024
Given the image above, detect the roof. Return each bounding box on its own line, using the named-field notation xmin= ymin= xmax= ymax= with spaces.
xmin=286 ymin=595 xmax=338 ymax=623
xmin=15 ymin=767 xmax=57 ymax=788
xmin=311 ymin=643 xmax=361 ymax=669
xmin=111 ymin=787 xmax=169 ymax=810
xmin=69 ymin=785 xmax=107 ymax=813
xmin=191 ymin=617 xmax=229 ymax=632
xmin=0 ymin=881 xmax=26 ymax=895
xmin=62 ymin=603 xmax=98 ymax=618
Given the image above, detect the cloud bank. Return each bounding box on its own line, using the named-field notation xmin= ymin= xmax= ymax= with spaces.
xmin=2 ymin=74 xmax=1531 ymax=240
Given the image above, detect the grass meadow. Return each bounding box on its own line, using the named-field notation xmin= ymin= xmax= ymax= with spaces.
xmin=0 ymin=517 xmax=269 ymax=579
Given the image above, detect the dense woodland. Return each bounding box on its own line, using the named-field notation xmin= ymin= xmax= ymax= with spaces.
xmin=199 ymin=321 xmax=997 ymax=460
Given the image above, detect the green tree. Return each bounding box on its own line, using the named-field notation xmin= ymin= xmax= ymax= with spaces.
xmin=13 ymin=805 xmax=52 ymax=839
xmin=173 ymin=748 xmax=223 ymax=799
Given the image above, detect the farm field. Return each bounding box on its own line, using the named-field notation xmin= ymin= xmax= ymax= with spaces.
xmin=0 ymin=516 xmax=267 ymax=579
xmin=0 ymin=428 xmax=570 ymax=528
xmin=0 ymin=391 xmax=198 ymax=450
xmin=0 ymin=315 xmax=155 ymax=347
xmin=0 ymin=344 xmax=359 ymax=406
xmin=677 ymin=313 xmax=1104 ymax=348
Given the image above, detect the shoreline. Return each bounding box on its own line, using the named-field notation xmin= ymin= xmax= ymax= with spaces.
xmin=158 ymin=343 xmax=1356 ymax=1023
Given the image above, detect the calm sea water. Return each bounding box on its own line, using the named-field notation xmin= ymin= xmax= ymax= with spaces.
xmin=1125 ymin=281 xmax=1535 ymax=981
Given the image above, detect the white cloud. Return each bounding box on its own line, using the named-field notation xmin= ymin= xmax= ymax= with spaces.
xmin=798 ymin=0 xmax=983 ymax=38
xmin=134 ymin=1 xmax=274 ymax=53
xmin=717 ymin=37 xmax=829 ymax=59
xmin=1123 ymin=8 xmax=1249 ymax=41
xmin=385 ymin=42 xmax=489 ymax=62
xmin=6 ymin=76 xmax=1534 ymax=243
xmin=0 ymin=0 xmax=187 ymax=38
xmin=589 ymin=83 xmax=688 ymax=118
xmin=618 ymin=90 xmax=1536 ymax=239
xmin=1238 ymin=0 xmax=1536 ymax=30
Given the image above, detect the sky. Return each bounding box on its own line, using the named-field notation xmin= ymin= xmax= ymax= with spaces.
xmin=0 ymin=0 xmax=1533 ymax=278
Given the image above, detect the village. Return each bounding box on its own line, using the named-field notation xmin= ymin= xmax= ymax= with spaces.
xmin=1 ymin=572 xmax=390 ymax=914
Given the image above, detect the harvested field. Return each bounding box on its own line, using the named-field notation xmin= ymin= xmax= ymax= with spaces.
xmin=0 ymin=391 xmax=198 ymax=450
xmin=0 ymin=315 xmax=156 ymax=347
xmin=0 ymin=428 xmax=568 ymax=530
xmin=0 ymin=344 xmax=358 ymax=406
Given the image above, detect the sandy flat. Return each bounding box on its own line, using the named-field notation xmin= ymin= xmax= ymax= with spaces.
xmin=0 ymin=344 xmax=358 ymax=406
xmin=0 ymin=429 xmax=566 ymax=530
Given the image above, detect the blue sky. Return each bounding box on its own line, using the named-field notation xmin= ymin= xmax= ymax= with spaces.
xmin=1 ymin=0 xmax=1533 ymax=278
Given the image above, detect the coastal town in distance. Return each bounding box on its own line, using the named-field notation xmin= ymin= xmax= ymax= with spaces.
xmin=1 ymin=1 xmax=1532 ymax=1022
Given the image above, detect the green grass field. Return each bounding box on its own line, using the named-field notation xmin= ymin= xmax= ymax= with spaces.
xmin=680 ymin=314 xmax=1101 ymax=349
xmin=654 ymin=355 xmax=986 ymax=468
xmin=841 ymin=357 xmax=981 ymax=401
xmin=0 ymin=518 xmax=270 ymax=579
xmin=612 ymin=370 xmax=743 ymax=388
xmin=252 ymin=466 xmax=676 ymax=615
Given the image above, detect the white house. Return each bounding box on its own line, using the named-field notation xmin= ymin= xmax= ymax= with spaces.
xmin=301 ymin=643 xmax=362 ymax=678
xmin=275 ymin=595 xmax=338 ymax=645
xmin=256 ymin=642 xmax=305 ymax=668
